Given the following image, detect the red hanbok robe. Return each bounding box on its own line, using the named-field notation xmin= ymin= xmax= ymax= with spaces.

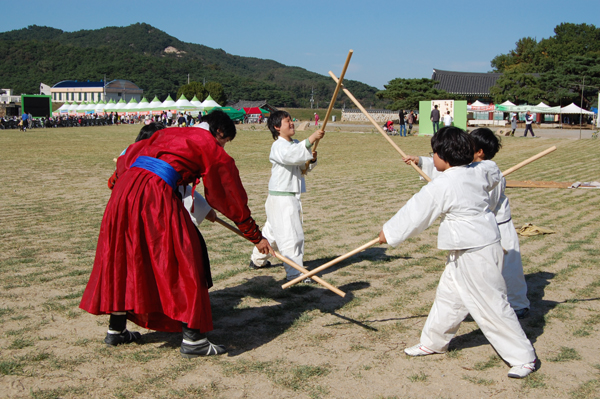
xmin=80 ymin=127 xmax=261 ymax=333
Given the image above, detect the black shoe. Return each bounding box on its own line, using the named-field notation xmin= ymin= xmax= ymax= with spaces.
xmin=302 ymin=278 xmax=315 ymax=284
xmin=249 ymin=260 xmax=271 ymax=270
xmin=104 ymin=329 xmax=141 ymax=346
xmin=515 ymin=308 xmax=530 ymax=319
xmin=181 ymin=338 xmax=227 ymax=358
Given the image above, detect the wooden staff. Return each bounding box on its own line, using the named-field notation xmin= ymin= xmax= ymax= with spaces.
xmin=213 ymin=217 xmax=346 ymax=297
xmin=282 ymin=237 xmax=380 ymax=289
xmin=303 ymin=50 xmax=354 ymax=173
xmin=329 ymin=71 xmax=431 ymax=182
xmin=502 ymin=146 xmax=557 ymax=177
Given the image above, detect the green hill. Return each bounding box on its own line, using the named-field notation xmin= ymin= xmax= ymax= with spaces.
xmin=0 ymin=23 xmax=385 ymax=107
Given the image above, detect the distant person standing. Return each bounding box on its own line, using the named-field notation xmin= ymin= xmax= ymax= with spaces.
xmin=443 ymin=111 xmax=453 ymax=127
xmin=430 ymin=105 xmax=440 ymax=134
xmin=523 ymin=111 xmax=535 ymax=137
xmin=314 ymin=113 xmax=319 ymax=127
xmin=510 ymin=113 xmax=518 ymax=136
xmin=21 ymin=112 xmax=28 ymax=131
xmin=27 ymin=112 xmax=33 ymax=129
xmin=398 ymin=110 xmax=406 ymax=137
xmin=407 ymin=111 xmax=416 ymax=135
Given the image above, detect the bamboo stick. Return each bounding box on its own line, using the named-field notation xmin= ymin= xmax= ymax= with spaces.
xmin=303 ymin=50 xmax=354 ymax=173
xmin=313 ymin=50 xmax=353 ymax=150
xmin=271 ymin=252 xmax=346 ymax=297
xmin=329 ymin=71 xmax=431 ymax=182
xmin=502 ymin=146 xmax=557 ymax=177
xmin=282 ymin=238 xmax=380 ymax=289
xmin=214 ymin=217 xmax=345 ymax=297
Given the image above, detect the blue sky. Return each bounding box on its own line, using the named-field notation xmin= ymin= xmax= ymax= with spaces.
xmin=2 ymin=0 xmax=599 ymax=89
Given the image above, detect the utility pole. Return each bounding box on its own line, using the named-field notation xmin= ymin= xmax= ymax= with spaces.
xmin=580 ymin=76 xmax=585 ymax=140
xmin=310 ymin=87 xmax=314 ymax=109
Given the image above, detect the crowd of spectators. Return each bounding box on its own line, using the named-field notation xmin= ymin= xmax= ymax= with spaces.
xmin=0 ymin=111 xmax=202 ymax=130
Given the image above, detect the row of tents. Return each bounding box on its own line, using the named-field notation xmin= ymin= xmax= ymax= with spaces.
xmin=52 ymin=94 xmax=270 ymax=121
xmin=469 ymin=100 xmax=596 ymax=115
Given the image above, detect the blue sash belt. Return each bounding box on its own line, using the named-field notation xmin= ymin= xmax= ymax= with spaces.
xmin=131 ymin=156 xmax=181 ymax=191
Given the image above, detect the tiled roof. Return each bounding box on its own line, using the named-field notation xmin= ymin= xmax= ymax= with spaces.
xmin=431 ymin=69 xmax=502 ymax=96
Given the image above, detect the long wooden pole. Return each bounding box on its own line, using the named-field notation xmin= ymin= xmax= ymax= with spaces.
xmin=282 ymin=238 xmax=380 ymax=289
xmin=314 ymin=50 xmax=353 ymax=150
xmin=502 ymin=146 xmax=557 ymax=177
xmin=213 ymin=217 xmax=346 ymax=297
xmin=329 ymin=71 xmax=431 ymax=182
xmin=303 ymin=50 xmax=354 ymax=173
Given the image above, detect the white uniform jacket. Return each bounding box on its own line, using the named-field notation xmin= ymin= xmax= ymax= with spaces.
xmin=268 ymin=137 xmax=316 ymax=194
xmin=384 ymin=161 xmax=501 ymax=250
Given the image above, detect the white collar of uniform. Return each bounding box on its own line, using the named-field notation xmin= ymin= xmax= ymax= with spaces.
xmin=194 ymin=121 xmax=210 ymax=130
xmin=277 ymin=136 xmax=295 ymax=144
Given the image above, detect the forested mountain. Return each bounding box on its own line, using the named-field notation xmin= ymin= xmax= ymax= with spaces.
xmin=0 ymin=23 xmax=385 ymax=107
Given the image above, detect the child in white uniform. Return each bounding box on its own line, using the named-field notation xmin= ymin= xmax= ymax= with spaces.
xmin=382 ymin=127 xmax=537 ymax=379
xmin=249 ymin=111 xmax=324 ymax=281
xmin=403 ymin=128 xmax=530 ymax=318
xmin=470 ymin=128 xmax=529 ymax=317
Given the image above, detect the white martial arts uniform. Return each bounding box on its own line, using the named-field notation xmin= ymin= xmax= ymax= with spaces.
xmin=250 ymin=136 xmax=316 ymax=279
xmin=383 ymin=161 xmax=535 ymax=366
xmin=487 ymin=164 xmax=530 ymax=311
xmin=419 ymin=157 xmax=529 ymax=311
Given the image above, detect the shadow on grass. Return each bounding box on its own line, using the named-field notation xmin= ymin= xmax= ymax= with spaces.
xmin=300 ymin=247 xmax=413 ymax=277
xmin=143 ymin=278 xmax=371 ymax=356
xmin=446 ymin=271 xmax=563 ymax=353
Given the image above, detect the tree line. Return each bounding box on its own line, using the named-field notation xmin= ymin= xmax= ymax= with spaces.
xmin=377 ymin=23 xmax=600 ymax=110
xmin=0 ymin=23 xmax=386 ymax=108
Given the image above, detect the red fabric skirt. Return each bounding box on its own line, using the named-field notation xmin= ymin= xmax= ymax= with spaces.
xmin=80 ymin=168 xmax=213 ymax=333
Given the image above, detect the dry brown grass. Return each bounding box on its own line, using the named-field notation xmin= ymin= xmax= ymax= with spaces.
xmin=1 ymin=125 xmax=599 ymax=398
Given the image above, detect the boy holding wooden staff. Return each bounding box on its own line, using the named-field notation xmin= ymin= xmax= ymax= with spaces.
xmin=403 ymin=128 xmax=530 ymax=318
xmin=380 ymin=126 xmax=537 ymax=379
xmin=249 ymin=111 xmax=324 ymax=282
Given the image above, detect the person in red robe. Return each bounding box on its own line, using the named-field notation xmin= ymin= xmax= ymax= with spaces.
xmin=80 ymin=111 xmax=272 ymax=357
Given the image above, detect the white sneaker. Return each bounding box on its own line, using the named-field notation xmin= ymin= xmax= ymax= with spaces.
xmin=508 ymin=361 xmax=536 ymax=378
xmin=404 ymin=343 xmax=438 ymax=357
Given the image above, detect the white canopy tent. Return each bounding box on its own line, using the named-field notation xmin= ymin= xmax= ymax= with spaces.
xmin=560 ymin=103 xmax=595 ymax=115
xmin=67 ymin=102 xmax=80 ymax=114
xmin=174 ymin=95 xmax=197 ymax=111
xmin=200 ymin=95 xmax=221 ymax=112
xmin=190 ymin=95 xmax=204 ymax=110
xmin=114 ymin=98 xmax=128 ymax=114
xmin=104 ymin=99 xmax=117 ymax=112
xmin=124 ymin=98 xmax=139 ymax=113
xmin=94 ymin=100 xmax=107 ymax=114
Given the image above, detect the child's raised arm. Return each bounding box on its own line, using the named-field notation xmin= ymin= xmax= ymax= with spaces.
xmin=308 ymin=129 xmax=325 ymax=145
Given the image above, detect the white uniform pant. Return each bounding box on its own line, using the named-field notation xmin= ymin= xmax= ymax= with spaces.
xmin=251 ymin=195 xmax=304 ymax=280
xmin=420 ymin=242 xmax=536 ymax=366
xmin=499 ymin=220 xmax=530 ymax=311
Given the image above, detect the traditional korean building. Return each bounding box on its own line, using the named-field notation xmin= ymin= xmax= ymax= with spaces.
xmin=431 ymin=69 xmax=502 ymax=103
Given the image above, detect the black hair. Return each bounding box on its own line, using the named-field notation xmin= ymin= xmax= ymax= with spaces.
xmin=201 ymin=110 xmax=237 ymax=140
xmin=135 ymin=122 xmax=166 ymax=142
xmin=430 ymin=126 xmax=474 ymax=167
xmin=267 ymin=110 xmax=291 ymax=140
xmin=470 ymin=127 xmax=502 ymax=160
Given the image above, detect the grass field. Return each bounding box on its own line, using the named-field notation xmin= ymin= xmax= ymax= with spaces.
xmin=0 ymin=124 xmax=599 ymax=398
